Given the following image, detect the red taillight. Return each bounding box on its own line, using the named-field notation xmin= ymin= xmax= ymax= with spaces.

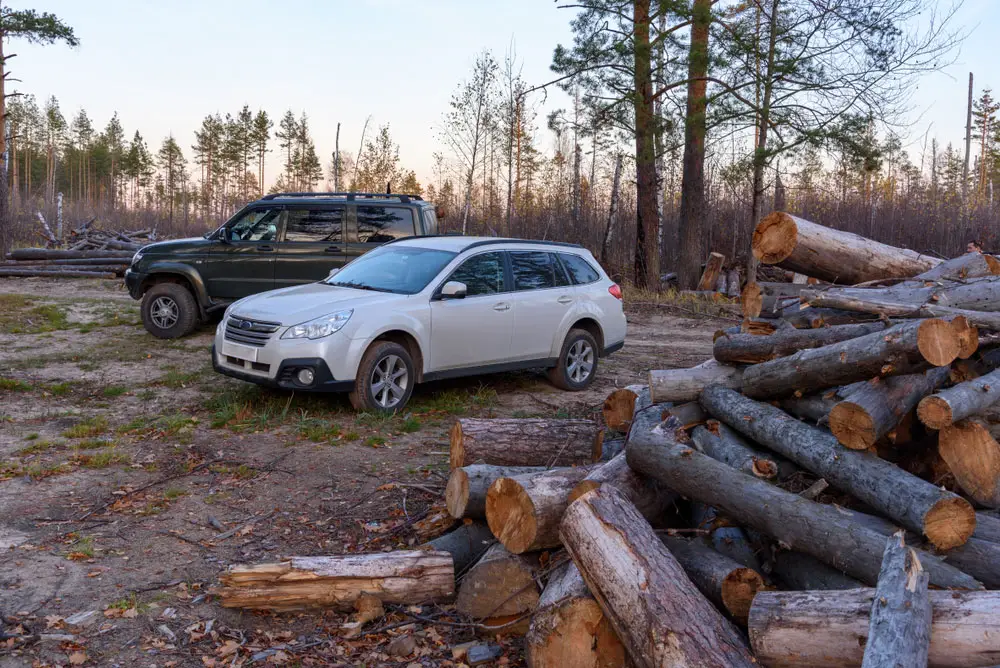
xmin=608 ymin=284 xmax=623 ymax=300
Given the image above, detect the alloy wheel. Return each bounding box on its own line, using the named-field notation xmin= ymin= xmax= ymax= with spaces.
xmin=150 ymin=296 xmax=179 ymax=330
xmin=566 ymin=339 xmax=594 ymax=384
xmin=370 ymin=354 xmax=409 ymax=409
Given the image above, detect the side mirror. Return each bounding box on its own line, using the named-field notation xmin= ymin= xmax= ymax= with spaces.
xmin=440 ymin=281 xmax=467 ymax=299
xmin=327 ymin=268 xmax=341 ymax=279
xmin=436 ymin=205 xmax=447 ymax=220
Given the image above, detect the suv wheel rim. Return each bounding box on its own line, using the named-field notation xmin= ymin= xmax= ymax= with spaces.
xmin=371 ymin=354 xmax=408 ymax=409
xmin=150 ymin=296 xmax=179 ymax=330
xmin=567 ymin=340 xmax=594 ymax=384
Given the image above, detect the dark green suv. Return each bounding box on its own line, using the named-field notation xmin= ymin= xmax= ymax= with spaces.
xmin=125 ymin=192 xmax=439 ymax=338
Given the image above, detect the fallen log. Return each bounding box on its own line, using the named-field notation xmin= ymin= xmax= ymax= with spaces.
xmin=661 ymin=536 xmax=765 ymax=623
xmin=0 ymin=269 xmax=118 ymax=279
xmin=567 ymin=451 xmax=676 ymax=520
xmin=749 ymin=589 xmax=1000 ymax=668
xmin=697 ymin=251 xmax=726 ymax=291
xmin=648 ymin=358 xmax=743 ymax=403
xmin=0 ymin=263 xmax=127 ymax=274
xmin=725 ymin=269 xmax=741 ymax=298
xmin=1 ymin=258 xmax=131 ymax=266
xmin=805 ymin=286 xmax=1000 ymax=331
xmin=776 ymin=303 xmax=880 ymax=328
xmin=691 ymin=503 xmax=762 ymax=571
xmin=624 ymin=416 xmax=979 ymax=588
xmin=217 ymin=551 xmax=454 ymax=611
xmin=973 ymin=511 xmax=1000 ymax=544
xmin=916 ymin=252 xmax=1000 ymax=281
xmin=691 ymin=420 xmax=780 ymax=479
xmin=828 ymin=367 xmax=950 ymax=450
xmin=525 ymin=561 xmax=626 ymax=668
xmin=918 ymin=367 xmax=1000 ymax=430
xmin=938 ymin=419 xmax=1000 ymax=508
xmin=950 ymin=315 xmax=980 ymax=359
xmin=424 ymin=521 xmax=494 ymax=574
xmin=663 ymin=401 xmax=707 ymax=428
xmin=449 ymin=418 xmax=600 ymax=469
xmin=454 ymin=542 xmax=539 ymax=619
xmin=7 ymin=248 xmax=134 ymax=260
xmin=751 ymin=211 xmax=941 ymax=284
xmin=445 ymin=465 xmax=543 ymax=520
xmin=561 ymin=485 xmax=756 ymax=668
xmin=713 ymin=321 xmax=888 ymax=365
xmin=740 ymin=319 xmax=960 ymax=399
xmin=770 ymin=551 xmax=864 ymax=590
xmin=601 ymin=384 xmax=645 ymax=432
xmin=485 ymin=466 xmax=595 ymax=553
xmin=700 ymin=386 xmax=975 ymax=550
xmin=597 ymin=436 xmax=625 ymax=461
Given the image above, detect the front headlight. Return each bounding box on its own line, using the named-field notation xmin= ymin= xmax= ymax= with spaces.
xmin=281 ymin=310 xmax=353 ymax=340
xmin=131 ymin=251 xmax=144 ymax=266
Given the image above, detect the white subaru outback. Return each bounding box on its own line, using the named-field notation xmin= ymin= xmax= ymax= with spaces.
xmin=212 ymin=236 xmax=627 ymax=413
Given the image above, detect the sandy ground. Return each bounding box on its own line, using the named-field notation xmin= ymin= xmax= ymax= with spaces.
xmin=0 ymin=276 xmax=726 ymax=667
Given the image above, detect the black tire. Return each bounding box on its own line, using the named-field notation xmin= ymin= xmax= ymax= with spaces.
xmin=349 ymin=341 xmax=416 ymax=414
xmin=141 ymin=282 xmax=199 ymax=339
xmin=547 ymin=328 xmax=599 ymax=391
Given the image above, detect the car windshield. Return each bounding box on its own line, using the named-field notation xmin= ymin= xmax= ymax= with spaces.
xmin=324 ymin=246 xmax=457 ymax=295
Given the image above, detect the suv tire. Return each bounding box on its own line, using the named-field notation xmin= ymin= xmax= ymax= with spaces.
xmin=547 ymin=328 xmax=599 ymax=391
xmin=141 ymin=282 xmax=199 ymax=339
xmin=350 ymin=341 xmax=415 ymax=414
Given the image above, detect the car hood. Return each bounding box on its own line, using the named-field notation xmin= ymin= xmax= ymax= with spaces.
xmin=140 ymin=237 xmax=214 ymax=254
xmin=229 ymin=283 xmax=410 ymax=325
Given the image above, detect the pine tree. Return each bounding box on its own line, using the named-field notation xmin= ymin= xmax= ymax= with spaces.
xmin=157 ymin=135 xmax=186 ymax=222
xmin=250 ymin=110 xmax=271 ymax=196
xmin=69 ymin=109 xmax=93 ymax=203
xmin=972 ymin=89 xmax=999 ymax=198
xmin=275 ymin=110 xmax=298 ymax=189
xmin=102 ymin=113 xmax=125 ymax=208
xmin=42 ymin=95 xmax=65 ymax=203
xmin=353 ymin=124 xmax=403 ymax=192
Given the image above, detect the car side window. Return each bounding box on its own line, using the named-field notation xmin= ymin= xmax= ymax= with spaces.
xmin=227 ymin=207 xmax=281 ymax=242
xmin=355 ymin=206 xmax=415 ymax=243
xmin=449 ymin=252 xmax=506 ymax=297
xmin=285 ymin=207 xmax=344 ymax=243
xmin=559 ymin=253 xmax=601 ymax=284
xmin=551 ymin=253 xmax=572 ymax=287
xmin=510 ymin=251 xmax=556 ymax=291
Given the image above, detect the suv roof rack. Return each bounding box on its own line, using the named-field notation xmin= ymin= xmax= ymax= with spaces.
xmin=261 ymin=192 xmax=423 ymax=204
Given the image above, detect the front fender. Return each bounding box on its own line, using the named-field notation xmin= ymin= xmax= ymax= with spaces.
xmin=143 ymin=261 xmax=212 ymax=315
xmin=350 ymin=314 xmax=430 ymax=374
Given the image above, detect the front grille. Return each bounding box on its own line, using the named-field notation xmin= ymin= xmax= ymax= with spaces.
xmin=224 ymin=315 xmax=280 ymax=347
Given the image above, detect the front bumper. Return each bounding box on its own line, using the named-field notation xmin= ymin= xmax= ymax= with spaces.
xmin=124 ymin=268 xmax=144 ymax=299
xmin=212 ymin=344 xmax=353 ymax=392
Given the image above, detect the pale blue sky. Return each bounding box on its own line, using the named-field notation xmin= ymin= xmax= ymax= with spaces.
xmin=5 ymin=0 xmax=996 ymax=186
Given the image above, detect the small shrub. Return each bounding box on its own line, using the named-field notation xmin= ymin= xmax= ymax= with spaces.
xmin=102 ymin=385 xmax=128 ymax=398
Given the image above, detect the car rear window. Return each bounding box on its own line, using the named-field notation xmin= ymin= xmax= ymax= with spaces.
xmin=559 ymin=253 xmax=601 ymax=285
xmin=356 ymin=206 xmax=415 ymax=242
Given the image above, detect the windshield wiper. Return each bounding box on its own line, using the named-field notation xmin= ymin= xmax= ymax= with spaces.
xmin=328 ymin=280 xmax=393 ymax=293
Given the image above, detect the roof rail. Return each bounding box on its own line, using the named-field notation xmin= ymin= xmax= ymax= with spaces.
xmin=260 ymin=192 xmax=423 ymax=204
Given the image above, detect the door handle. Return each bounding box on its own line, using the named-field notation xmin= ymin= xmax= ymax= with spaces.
xmin=325 ymin=246 xmax=341 ymax=253
xmin=257 ymin=245 xmax=275 ymax=252
xmin=493 ymin=303 xmax=510 ymax=312
xmin=557 ymin=296 xmax=573 ymax=304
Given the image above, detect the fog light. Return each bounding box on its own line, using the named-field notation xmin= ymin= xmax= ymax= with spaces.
xmin=296 ymin=368 xmax=316 ymax=386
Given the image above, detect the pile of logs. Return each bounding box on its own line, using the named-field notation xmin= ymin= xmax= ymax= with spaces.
xmin=213 ymin=214 xmax=1000 ymax=666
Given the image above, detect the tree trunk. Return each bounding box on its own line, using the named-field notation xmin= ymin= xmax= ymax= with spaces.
xmin=804 ymin=277 xmax=1000 ymax=316
xmin=828 ymin=368 xmax=949 ymax=450
xmin=624 ymin=417 xmax=979 ymax=588
xmin=648 ymin=358 xmax=743 ymax=403
xmin=455 ymin=542 xmax=539 ymax=620
xmin=631 ymin=0 xmax=659 ymax=290
xmin=600 ymin=153 xmax=623 ymax=267
xmin=217 ymin=551 xmax=454 ymax=611
xmin=918 ymin=368 xmax=1000 ymax=430
xmin=446 ymin=464 xmax=544 ymax=520
xmin=485 ymin=465 xmax=595 ymax=554
xmin=749 ymin=589 xmax=1000 ymax=668
xmin=661 ymin=536 xmax=765 ymax=623
xmin=601 ymin=384 xmax=646 ymax=432
xmin=699 ymin=386 xmax=975 ymax=550
xmin=714 ymin=322 xmax=888 ymax=365
xmin=0 ymin=269 xmax=117 ymax=279
xmin=916 ymin=252 xmax=1000 ymax=281
xmin=740 ymin=319 xmax=961 ymax=400
xmin=525 ymin=561 xmax=626 ymax=668
xmin=568 ymin=451 xmax=676 ymax=520
xmin=752 ymin=212 xmax=941 ymax=284
xmin=8 ymin=249 xmax=134 ymax=260
xmin=449 ymin=418 xmax=601 ymax=469
xmin=691 ymin=420 xmax=781 ymax=479
xmin=424 ymin=521 xmax=494 ymax=575
xmin=664 ymin=400 xmax=707 ymax=429
xmin=938 ymin=419 xmax=1000 ymax=508
xmin=560 ymin=485 xmax=756 ymax=668
xmin=696 ymin=251 xmax=726 ymax=291
xmin=770 ymin=551 xmax=864 ymax=590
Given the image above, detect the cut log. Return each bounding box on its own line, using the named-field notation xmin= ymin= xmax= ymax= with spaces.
xmin=455 ymin=542 xmax=539 ymax=620
xmin=217 ymin=551 xmax=454 ymax=611
xmin=742 ymin=281 xmax=763 ymax=320
xmin=713 ymin=321 xmax=888 ymax=365
xmin=974 ymin=511 xmax=1000 ymax=544
xmin=601 ymin=384 xmax=645 ymax=432
xmin=828 ymin=368 xmax=949 ymax=450
xmin=597 ymin=436 xmax=625 ymax=461
xmin=624 ymin=417 xmax=979 ymax=588
xmin=648 ymin=358 xmax=743 ymax=403
xmin=778 ymin=382 xmax=870 ymax=423
xmin=950 ymin=315 xmax=980 ymax=359
xmin=916 ymin=252 xmax=1000 ymax=281
xmin=445 ymin=465 xmax=543 ymax=520
xmin=0 ymin=269 xmax=118 ymax=279
xmin=725 ymin=269 xmax=741 ymax=298
xmin=691 ymin=503 xmax=762 ymax=571
xmin=778 ymin=304 xmax=880 ymax=329
xmin=660 ymin=536 xmax=765 ymax=623
xmin=918 ymin=367 xmax=1000 ymax=430
xmin=933 ymin=534 xmax=1000 ymax=589
xmin=663 ymin=400 xmax=707 ymax=428
xmin=700 ymin=386 xmax=975 ymax=550
xmin=1 ymin=257 xmax=131 ymax=266
xmin=485 ymin=466 xmax=595 ymax=553
xmin=560 ymin=485 xmax=756 ymax=668
xmin=938 ymin=419 xmax=1000 ymax=508
xmin=7 ymin=248 xmax=134 ymax=260
xmin=697 ymin=251 xmax=726 ymax=291
xmin=751 ymin=211 xmax=941 ymax=284
xmin=771 ymin=551 xmax=864 ymax=590
xmin=862 ymin=531 xmax=931 ymax=668
xmin=741 ymin=318 xmax=960 ymax=400
xmin=691 ymin=420 xmax=780 ymax=479
xmin=567 ymin=451 xmax=676 ymax=521
xmin=525 ymin=561 xmax=626 ymax=668
xmin=449 ymin=418 xmax=600 ymax=469
xmin=424 ymin=521 xmax=494 ymax=574
xmin=749 ymin=589 xmax=1000 ymax=668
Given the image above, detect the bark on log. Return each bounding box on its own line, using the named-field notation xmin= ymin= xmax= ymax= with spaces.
xmin=777 ymin=304 xmax=880 ymax=329
xmin=691 ymin=503 xmax=763 ymax=571
xmin=918 ymin=368 xmax=1000 ymax=430
xmin=567 ymin=451 xmax=676 ymax=520
xmin=661 ymin=536 xmax=765 ymax=623
xmin=862 ymin=531 xmax=931 ymax=668
xmin=771 ymin=551 xmax=864 ymax=590
xmin=1 ymin=257 xmax=131 ymax=266
xmin=449 ymin=418 xmax=600 ymax=469
xmin=601 ymin=384 xmax=645 ymax=432
xmin=625 ymin=417 xmax=979 ymax=588
xmin=828 ymin=368 xmax=949 ymax=450
xmin=691 ymin=420 xmax=780 ymax=479
xmin=725 ymin=269 xmax=741 ymax=298
xmin=485 ymin=466 xmax=595 ymax=553
xmin=916 ymin=252 xmax=1000 ymax=281
xmin=751 ymin=211 xmax=941 ymax=284
xmin=714 ymin=322 xmax=888 ymax=365
xmin=699 ymin=386 xmax=975 ymax=550
xmin=741 ymin=319 xmax=960 ymax=400
xmin=697 ymin=251 xmax=726 ymax=291
xmin=7 ymin=248 xmax=134 ymax=260
xmin=217 ymin=551 xmax=455 ymax=611
xmin=598 ymin=436 xmax=625 ymax=461
xmin=648 ymin=358 xmax=743 ymax=403
xmin=742 ymin=281 xmax=763 ymax=320
xmin=525 ymin=561 xmax=626 ymax=668
xmin=560 ymin=485 xmax=756 ymax=668
xmin=424 ymin=521 xmax=495 ymax=574
xmin=455 ymin=542 xmax=539 ymax=619
xmin=749 ymin=589 xmax=1000 ymax=668
xmin=446 ymin=465 xmax=543 ymax=520
xmin=938 ymin=419 xmax=1000 ymax=508
xmin=0 ymin=269 xmax=118 ymax=279
xmin=664 ymin=401 xmax=707 ymax=428
xmin=973 ymin=511 xmax=1000 ymax=544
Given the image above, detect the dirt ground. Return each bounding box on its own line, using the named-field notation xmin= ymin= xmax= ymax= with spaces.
xmin=0 ymin=276 xmax=728 ymax=667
